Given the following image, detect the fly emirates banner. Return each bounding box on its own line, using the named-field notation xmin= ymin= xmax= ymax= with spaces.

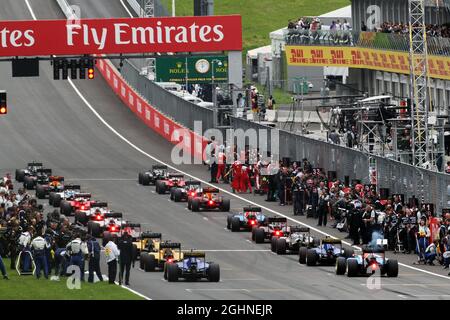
xmin=0 ymin=15 xmax=242 ymax=56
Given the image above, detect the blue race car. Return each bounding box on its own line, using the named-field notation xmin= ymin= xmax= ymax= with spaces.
xmin=164 ymin=250 xmax=220 ymax=282
xmin=336 ymin=239 xmax=398 ymax=277
xmin=226 ymin=206 xmax=266 ymax=232
xmin=299 ymin=237 xmax=354 ymax=266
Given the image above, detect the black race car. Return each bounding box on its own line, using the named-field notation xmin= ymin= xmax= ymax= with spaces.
xmin=138 ymin=165 xmax=169 ymax=186
xmin=15 ymin=161 xmax=43 ymax=183
xmin=251 ymin=217 xmax=287 ymax=244
xmin=23 ymin=168 xmax=53 ymax=190
xmin=35 ymin=176 xmax=64 ymax=199
xmin=170 ymin=181 xmax=201 ymax=202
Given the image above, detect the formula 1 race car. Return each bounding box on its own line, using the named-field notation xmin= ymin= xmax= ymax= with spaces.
xmin=60 ymin=193 xmax=95 ymax=216
xmin=49 ymin=185 xmax=81 ymax=207
xmin=226 ymin=207 xmax=266 ymax=232
xmin=299 ymin=237 xmax=354 ymax=266
xmin=76 ymin=202 xmax=109 ymax=226
xmin=155 ymin=173 xmax=186 ymax=194
xmin=251 ymin=217 xmax=288 ymax=244
xmin=189 ymin=187 xmax=230 ymax=212
xmin=35 ymin=176 xmax=64 ymax=199
xmin=170 ymin=181 xmax=201 ymax=202
xmin=138 ymin=165 xmax=168 ymax=186
xmin=135 ymin=232 xmax=163 ymax=260
xmin=140 ymin=239 xmax=183 ymax=272
xmin=164 ymin=250 xmax=220 ymax=282
xmin=23 ymin=168 xmax=53 ymax=190
xmin=101 ymin=212 xmax=125 ymax=246
xmin=271 ymin=226 xmax=319 ymax=255
xmin=15 ymin=161 xmax=43 ymax=183
xmin=335 ymin=239 xmax=399 ymax=277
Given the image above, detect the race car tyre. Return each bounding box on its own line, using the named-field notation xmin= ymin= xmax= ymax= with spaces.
xmin=276 ymin=238 xmax=287 ymax=255
xmin=191 ymin=199 xmax=200 ymax=212
xmin=336 ymin=257 xmax=347 ymax=275
xmin=187 ymin=198 xmax=192 ymax=210
xmin=139 ymin=253 xmax=146 ymax=270
xmin=346 ymin=258 xmax=359 ymax=277
xmin=49 ymin=192 xmax=55 ymax=205
xmin=170 ymin=189 xmax=174 ymax=200
xmin=163 ymin=263 xmax=168 ymax=280
xmin=255 ymin=228 xmax=265 ymax=244
xmin=15 ymin=169 xmax=25 ymax=182
xmin=144 ymin=255 xmax=157 ymax=272
xmin=24 ymin=176 xmax=35 ymax=190
xmin=102 ymin=231 xmax=112 ymax=247
xmin=156 ymin=181 xmax=166 ymax=194
xmin=226 ymin=215 xmax=233 ymax=230
xmin=220 ymin=199 xmax=231 ymax=212
xmin=173 ymin=189 xmax=183 ymax=202
xmin=306 ymin=249 xmax=317 ymax=266
xmin=271 ymin=237 xmax=277 ymax=252
xmin=60 ymin=200 xmax=72 ymax=216
xmin=298 ymin=247 xmax=307 ymax=264
xmin=251 ymin=226 xmax=257 ymax=241
xmin=208 ymin=263 xmax=220 ymax=282
xmin=167 ymin=263 xmax=179 ymax=282
xmin=231 ymin=217 xmax=241 ymax=232
xmin=138 ymin=172 xmax=143 ymax=184
xmin=36 ymin=185 xmax=46 ymax=199
xmin=142 ymin=174 xmax=151 ymax=186
xmin=386 ymin=259 xmax=399 ymax=277
xmin=88 ymin=221 xmax=101 ymax=237
xmin=52 ymin=194 xmax=62 ymax=207
xmin=343 ymin=248 xmax=354 ymax=258
xmin=75 ymin=211 xmax=87 ymax=225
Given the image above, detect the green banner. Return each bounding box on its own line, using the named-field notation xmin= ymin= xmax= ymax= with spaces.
xmin=155 ymin=56 xmax=228 ymax=84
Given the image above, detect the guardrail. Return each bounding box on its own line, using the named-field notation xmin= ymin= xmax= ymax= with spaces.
xmin=120 ymin=60 xmax=215 ymax=132
xmin=284 ymin=29 xmax=450 ymax=56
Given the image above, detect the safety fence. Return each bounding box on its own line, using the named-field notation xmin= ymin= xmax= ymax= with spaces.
xmin=120 ymin=60 xmax=214 ymax=132
xmin=284 ymin=30 xmax=450 ymax=56
xmin=230 ymin=116 xmax=450 ymax=213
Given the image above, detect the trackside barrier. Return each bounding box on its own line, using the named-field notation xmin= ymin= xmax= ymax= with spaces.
xmin=96 ymin=58 xmax=209 ymax=161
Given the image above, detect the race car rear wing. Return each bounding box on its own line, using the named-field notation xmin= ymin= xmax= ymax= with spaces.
xmin=243 ymin=206 xmax=262 ymax=212
xmin=141 ymin=232 xmax=162 ymax=239
xmin=37 ymin=168 xmax=52 ymax=175
xmin=290 ymin=226 xmax=310 ymax=233
xmin=65 ymin=185 xmax=81 ymax=190
xmin=160 ymin=242 xmax=181 ymax=249
xmin=152 ymin=165 xmax=168 ymax=170
xmin=104 ymin=212 xmax=123 ymax=218
xmin=267 ymin=217 xmax=287 ymax=223
xmin=321 ymin=237 xmax=342 ymax=245
xmin=123 ymin=223 xmax=141 ymax=228
xmin=168 ymin=173 xmax=184 ymax=178
xmin=185 ymin=181 xmax=201 ymax=186
xmin=203 ymin=187 xmax=220 ymax=194
xmin=27 ymin=162 xmax=43 ymax=167
xmin=49 ymin=176 xmax=64 ymax=182
xmin=74 ymin=193 xmax=91 ymax=199
xmin=183 ymin=251 xmax=205 ymax=258
xmin=91 ymin=202 xmax=108 ymax=208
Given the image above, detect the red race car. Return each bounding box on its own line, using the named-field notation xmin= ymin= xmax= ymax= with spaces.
xmin=189 ymin=187 xmax=230 ymax=212
xmin=155 ymin=173 xmax=186 ymax=194
xmin=60 ymin=193 xmax=96 ymax=216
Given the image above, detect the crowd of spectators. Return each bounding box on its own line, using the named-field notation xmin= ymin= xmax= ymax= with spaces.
xmin=362 ymin=21 xmax=450 ymax=38
xmin=204 ymin=141 xmax=450 ymax=271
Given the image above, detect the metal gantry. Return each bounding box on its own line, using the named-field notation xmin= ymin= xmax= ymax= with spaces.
xmin=141 ymin=0 xmax=156 ymax=80
xmin=408 ymin=0 xmax=432 ymax=169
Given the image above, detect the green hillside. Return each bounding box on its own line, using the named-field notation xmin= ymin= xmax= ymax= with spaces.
xmin=160 ymin=0 xmax=349 ymax=54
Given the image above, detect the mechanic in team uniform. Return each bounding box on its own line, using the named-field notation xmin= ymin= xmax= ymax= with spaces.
xmin=87 ymin=235 xmax=103 ymax=283
xmin=0 ymin=254 xmax=8 ymax=280
xmin=66 ymin=234 xmax=88 ymax=281
xmin=18 ymin=226 xmax=33 ymax=273
xmin=31 ymin=234 xmax=49 ymax=279
xmin=118 ymin=232 xmax=134 ymax=286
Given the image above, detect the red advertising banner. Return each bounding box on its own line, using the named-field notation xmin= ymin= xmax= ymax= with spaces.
xmin=0 ymin=15 xmax=242 ymax=57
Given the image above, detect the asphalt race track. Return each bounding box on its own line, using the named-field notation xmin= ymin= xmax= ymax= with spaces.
xmin=1 ymin=0 xmax=450 ymax=300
